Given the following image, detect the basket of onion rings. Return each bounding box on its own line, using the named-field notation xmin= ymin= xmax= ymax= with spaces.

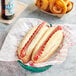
xmin=35 ymin=0 xmax=73 ymax=17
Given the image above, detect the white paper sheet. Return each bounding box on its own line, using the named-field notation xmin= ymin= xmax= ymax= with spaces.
xmin=0 ymin=18 xmax=76 ymax=67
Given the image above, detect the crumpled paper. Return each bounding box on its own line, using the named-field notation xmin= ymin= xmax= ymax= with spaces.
xmin=0 ymin=18 xmax=76 ymax=67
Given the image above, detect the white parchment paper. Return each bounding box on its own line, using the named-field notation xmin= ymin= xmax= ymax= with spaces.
xmin=0 ymin=18 xmax=76 ymax=67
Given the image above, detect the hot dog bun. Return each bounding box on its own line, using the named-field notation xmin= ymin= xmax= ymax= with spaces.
xmin=17 ymin=22 xmax=49 ymax=63
xmin=32 ymin=26 xmax=63 ymax=63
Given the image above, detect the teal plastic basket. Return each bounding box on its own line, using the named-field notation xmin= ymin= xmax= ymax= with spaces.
xmin=18 ymin=60 xmax=52 ymax=72
xmin=18 ymin=24 xmax=52 ymax=72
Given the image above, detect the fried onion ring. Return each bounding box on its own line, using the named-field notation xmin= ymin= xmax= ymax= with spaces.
xmin=35 ymin=0 xmax=41 ymax=8
xmin=63 ymin=0 xmax=69 ymax=5
xmin=49 ymin=0 xmax=67 ymax=14
xmin=67 ymin=2 xmax=73 ymax=12
xmin=35 ymin=0 xmax=49 ymax=11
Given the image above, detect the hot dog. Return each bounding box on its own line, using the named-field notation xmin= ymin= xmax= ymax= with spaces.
xmin=17 ymin=22 xmax=49 ymax=63
xmin=17 ymin=23 xmax=63 ymax=63
xmin=32 ymin=26 xmax=63 ymax=63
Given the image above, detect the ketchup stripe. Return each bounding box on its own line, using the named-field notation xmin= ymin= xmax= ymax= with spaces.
xmin=33 ymin=26 xmax=62 ymax=61
xmin=20 ymin=22 xmax=46 ymax=58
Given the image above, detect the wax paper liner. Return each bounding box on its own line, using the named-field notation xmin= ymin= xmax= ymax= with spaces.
xmin=0 ymin=18 xmax=75 ymax=67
